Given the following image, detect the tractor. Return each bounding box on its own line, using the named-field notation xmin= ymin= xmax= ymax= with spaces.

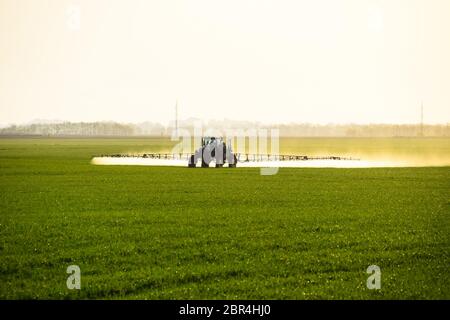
xmin=188 ymin=136 xmax=237 ymax=168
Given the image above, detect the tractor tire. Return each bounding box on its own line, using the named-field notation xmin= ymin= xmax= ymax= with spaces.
xmin=228 ymin=154 xmax=237 ymax=167
xmin=188 ymin=155 xmax=196 ymax=167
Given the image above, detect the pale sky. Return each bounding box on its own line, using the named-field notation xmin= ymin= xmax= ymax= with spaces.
xmin=1 ymin=0 xmax=449 ymax=125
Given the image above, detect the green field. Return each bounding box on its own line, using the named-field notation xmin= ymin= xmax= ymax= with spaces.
xmin=0 ymin=137 xmax=449 ymax=299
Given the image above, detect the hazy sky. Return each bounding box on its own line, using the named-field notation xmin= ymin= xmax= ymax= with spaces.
xmin=1 ymin=0 xmax=449 ymax=125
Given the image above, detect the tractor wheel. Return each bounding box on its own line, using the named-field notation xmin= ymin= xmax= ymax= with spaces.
xmin=201 ymin=160 xmax=209 ymax=168
xmin=228 ymin=154 xmax=237 ymax=167
xmin=188 ymin=155 xmax=196 ymax=167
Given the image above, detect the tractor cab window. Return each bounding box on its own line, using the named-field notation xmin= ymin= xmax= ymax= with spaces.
xmin=202 ymin=137 xmax=211 ymax=146
xmin=203 ymin=137 xmax=215 ymax=146
xmin=202 ymin=137 xmax=223 ymax=147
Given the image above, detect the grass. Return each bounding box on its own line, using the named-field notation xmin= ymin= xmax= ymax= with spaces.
xmin=0 ymin=137 xmax=449 ymax=299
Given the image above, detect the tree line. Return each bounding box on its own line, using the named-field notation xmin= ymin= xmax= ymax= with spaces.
xmin=1 ymin=121 xmax=448 ymax=137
